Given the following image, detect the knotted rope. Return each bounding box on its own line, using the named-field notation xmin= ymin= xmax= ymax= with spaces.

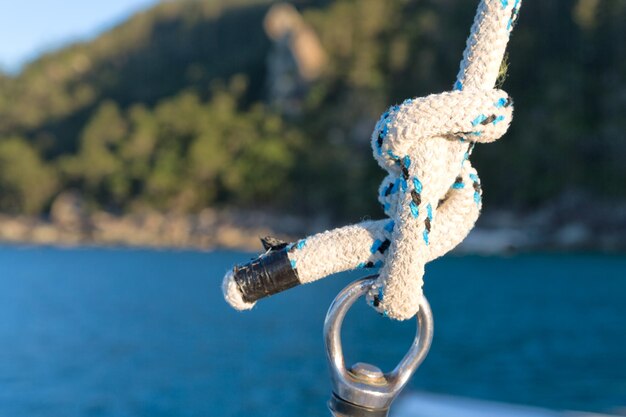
xmin=223 ymin=0 xmax=521 ymax=320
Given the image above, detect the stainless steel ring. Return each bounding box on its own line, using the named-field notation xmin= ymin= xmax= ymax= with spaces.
xmin=324 ymin=276 xmax=434 ymax=411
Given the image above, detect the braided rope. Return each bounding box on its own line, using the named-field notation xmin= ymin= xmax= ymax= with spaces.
xmin=223 ymin=0 xmax=522 ymax=320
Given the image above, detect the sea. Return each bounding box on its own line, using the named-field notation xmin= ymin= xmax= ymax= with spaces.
xmin=0 ymin=245 xmax=624 ymax=417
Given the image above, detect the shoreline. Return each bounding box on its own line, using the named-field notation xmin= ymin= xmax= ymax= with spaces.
xmin=0 ymin=209 xmax=291 ymax=252
xmin=1 ymin=201 xmax=625 ymax=255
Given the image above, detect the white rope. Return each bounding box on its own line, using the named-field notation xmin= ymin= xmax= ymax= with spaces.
xmin=223 ymin=0 xmax=522 ymax=320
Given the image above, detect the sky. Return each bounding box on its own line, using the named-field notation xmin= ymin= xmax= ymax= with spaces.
xmin=0 ymin=0 xmax=161 ymax=73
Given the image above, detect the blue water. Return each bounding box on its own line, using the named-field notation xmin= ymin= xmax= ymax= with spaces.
xmin=0 ymin=246 xmax=624 ymax=417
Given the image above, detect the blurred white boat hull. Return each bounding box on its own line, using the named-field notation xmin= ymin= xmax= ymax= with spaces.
xmin=392 ymin=392 xmax=622 ymax=417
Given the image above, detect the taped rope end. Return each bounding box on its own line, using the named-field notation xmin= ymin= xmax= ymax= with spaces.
xmin=222 ymin=270 xmax=256 ymax=311
xmin=222 ymin=247 xmax=302 ymax=310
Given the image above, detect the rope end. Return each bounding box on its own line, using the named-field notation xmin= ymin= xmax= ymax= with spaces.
xmin=222 ymin=270 xmax=256 ymax=311
xmin=222 ymin=247 xmax=302 ymax=310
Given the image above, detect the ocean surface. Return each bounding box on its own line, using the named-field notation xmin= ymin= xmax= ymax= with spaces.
xmin=0 ymin=246 xmax=624 ymax=417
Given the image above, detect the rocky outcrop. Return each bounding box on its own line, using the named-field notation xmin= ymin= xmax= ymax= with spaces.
xmin=264 ymin=3 xmax=327 ymax=115
xmin=457 ymin=190 xmax=626 ymax=254
xmin=0 ymin=190 xmax=624 ymax=253
xmin=0 ymin=207 xmax=327 ymax=251
xmin=50 ymin=190 xmax=88 ymax=230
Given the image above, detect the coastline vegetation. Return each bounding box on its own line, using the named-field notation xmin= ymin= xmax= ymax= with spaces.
xmin=0 ymin=0 xmax=623 ymax=227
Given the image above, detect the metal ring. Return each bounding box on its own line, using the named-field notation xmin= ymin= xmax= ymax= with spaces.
xmin=324 ymin=276 xmax=434 ymax=411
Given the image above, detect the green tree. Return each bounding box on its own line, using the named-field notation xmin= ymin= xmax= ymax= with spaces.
xmin=0 ymin=137 xmax=58 ymax=214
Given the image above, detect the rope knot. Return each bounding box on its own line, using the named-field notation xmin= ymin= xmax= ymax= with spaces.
xmin=366 ymin=88 xmax=514 ymax=320
xmin=221 ymin=0 xmax=522 ymax=322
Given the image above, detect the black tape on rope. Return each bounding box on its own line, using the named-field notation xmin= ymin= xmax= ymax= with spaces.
xmin=233 ymin=249 xmax=300 ymax=304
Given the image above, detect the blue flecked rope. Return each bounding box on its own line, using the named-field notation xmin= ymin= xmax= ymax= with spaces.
xmin=223 ymin=0 xmax=522 ymax=320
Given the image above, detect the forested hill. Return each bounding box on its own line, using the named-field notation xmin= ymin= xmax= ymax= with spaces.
xmin=0 ymin=0 xmax=277 ymax=158
xmin=0 ymin=0 xmax=623 ymax=224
